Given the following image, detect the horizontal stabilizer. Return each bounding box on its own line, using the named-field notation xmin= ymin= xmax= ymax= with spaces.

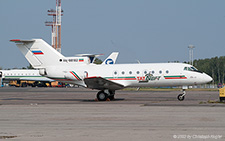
xmin=10 ymin=39 xmax=35 ymax=43
xmin=76 ymin=54 xmax=104 ymax=57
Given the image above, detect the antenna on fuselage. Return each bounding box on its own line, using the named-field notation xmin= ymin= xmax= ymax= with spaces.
xmin=136 ymin=60 xmax=141 ymax=64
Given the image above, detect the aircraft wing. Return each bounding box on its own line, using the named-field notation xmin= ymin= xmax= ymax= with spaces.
xmin=19 ymin=77 xmax=54 ymax=82
xmin=10 ymin=39 xmax=35 ymax=43
xmin=84 ymin=77 xmax=124 ymax=90
xmin=3 ymin=77 xmax=54 ymax=82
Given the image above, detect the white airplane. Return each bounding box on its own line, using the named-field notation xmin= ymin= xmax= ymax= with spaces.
xmin=10 ymin=39 xmax=213 ymax=101
xmin=0 ymin=69 xmax=54 ymax=87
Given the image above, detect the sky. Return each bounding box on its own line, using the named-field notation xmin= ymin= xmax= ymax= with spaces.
xmin=1 ymin=0 xmax=225 ymax=69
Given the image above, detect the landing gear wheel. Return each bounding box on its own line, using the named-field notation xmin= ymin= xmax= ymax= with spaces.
xmin=108 ymin=95 xmax=115 ymax=101
xmin=177 ymin=94 xmax=185 ymax=101
xmin=21 ymin=83 xmax=27 ymax=87
xmin=97 ymin=91 xmax=108 ymax=101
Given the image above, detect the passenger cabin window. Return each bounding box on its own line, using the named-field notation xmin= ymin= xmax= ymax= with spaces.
xmin=129 ymin=71 xmax=132 ymax=75
xmin=159 ymin=70 xmax=162 ymax=74
xmin=136 ymin=71 xmax=140 ymax=74
xmin=121 ymin=71 xmax=125 ymax=75
xmin=166 ymin=70 xmax=169 ymax=74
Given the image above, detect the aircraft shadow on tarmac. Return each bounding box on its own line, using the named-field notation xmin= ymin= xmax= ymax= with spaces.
xmin=2 ymin=98 xmax=81 ymax=101
xmin=2 ymin=98 xmax=125 ymax=102
xmin=82 ymin=98 xmax=125 ymax=102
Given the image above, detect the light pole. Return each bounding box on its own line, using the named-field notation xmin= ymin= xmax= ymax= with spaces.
xmin=188 ymin=45 xmax=195 ymax=65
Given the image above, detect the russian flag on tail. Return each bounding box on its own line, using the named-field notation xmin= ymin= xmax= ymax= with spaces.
xmin=32 ymin=50 xmax=44 ymax=55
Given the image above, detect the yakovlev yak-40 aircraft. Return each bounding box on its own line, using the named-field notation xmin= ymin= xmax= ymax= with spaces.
xmin=10 ymin=39 xmax=213 ymax=101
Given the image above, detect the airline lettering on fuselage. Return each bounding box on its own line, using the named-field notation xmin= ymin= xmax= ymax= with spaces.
xmin=60 ymin=59 xmax=83 ymax=63
xmin=137 ymin=73 xmax=161 ymax=82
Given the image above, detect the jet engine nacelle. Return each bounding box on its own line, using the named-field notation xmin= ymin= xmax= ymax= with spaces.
xmin=64 ymin=70 xmax=85 ymax=81
xmin=39 ymin=69 xmax=47 ymax=76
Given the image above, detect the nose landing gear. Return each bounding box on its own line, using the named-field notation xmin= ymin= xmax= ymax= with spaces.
xmin=177 ymin=89 xmax=186 ymax=101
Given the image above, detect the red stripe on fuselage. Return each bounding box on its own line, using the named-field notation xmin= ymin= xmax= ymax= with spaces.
xmin=165 ymin=77 xmax=187 ymax=79
xmin=70 ymin=71 xmax=80 ymax=80
xmin=108 ymin=78 xmax=136 ymax=80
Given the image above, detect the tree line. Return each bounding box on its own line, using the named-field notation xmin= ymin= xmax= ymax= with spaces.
xmin=193 ymin=56 xmax=225 ymax=84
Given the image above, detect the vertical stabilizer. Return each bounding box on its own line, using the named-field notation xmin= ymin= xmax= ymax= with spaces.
xmin=102 ymin=52 xmax=119 ymax=65
xmin=10 ymin=39 xmax=65 ymax=68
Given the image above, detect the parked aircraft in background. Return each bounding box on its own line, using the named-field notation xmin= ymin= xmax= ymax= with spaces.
xmin=102 ymin=52 xmax=119 ymax=65
xmin=75 ymin=52 xmax=119 ymax=65
xmin=0 ymin=69 xmax=54 ymax=87
xmin=0 ymin=71 xmax=2 ymax=87
xmin=11 ymin=39 xmax=212 ymax=101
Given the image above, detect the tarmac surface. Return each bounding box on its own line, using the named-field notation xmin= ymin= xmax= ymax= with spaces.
xmin=0 ymin=87 xmax=224 ymax=140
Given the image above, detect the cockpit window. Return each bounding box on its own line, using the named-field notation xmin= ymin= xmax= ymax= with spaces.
xmin=184 ymin=66 xmax=202 ymax=73
xmin=190 ymin=67 xmax=198 ymax=71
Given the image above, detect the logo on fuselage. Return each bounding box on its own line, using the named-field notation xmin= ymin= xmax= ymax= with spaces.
xmin=105 ymin=58 xmax=114 ymax=65
xmin=137 ymin=73 xmax=161 ymax=83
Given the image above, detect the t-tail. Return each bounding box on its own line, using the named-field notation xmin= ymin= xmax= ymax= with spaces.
xmin=10 ymin=39 xmax=65 ymax=69
xmin=102 ymin=52 xmax=119 ymax=65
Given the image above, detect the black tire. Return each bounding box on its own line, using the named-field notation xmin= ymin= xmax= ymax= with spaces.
xmin=97 ymin=91 xmax=108 ymax=101
xmin=38 ymin=83 xmax=43 ymax=87
xmin=177 ymin=94 xmax=185 ymax=101
xmin=108 ymin=95 xmax=115 ymax=101
xmin=21 ymin=83 xmax=27 ymax=87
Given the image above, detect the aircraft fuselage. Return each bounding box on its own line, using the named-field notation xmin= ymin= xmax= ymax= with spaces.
xmin=45 ymin=63 xmax=212 ymax=89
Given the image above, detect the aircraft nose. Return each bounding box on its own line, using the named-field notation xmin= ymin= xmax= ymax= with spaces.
xmin=203 ymin=73 xmax=213 ymax=83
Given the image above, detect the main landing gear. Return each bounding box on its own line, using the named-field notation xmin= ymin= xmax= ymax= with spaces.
xmin=177 ymin=89 xmax=186 ymax=101
xmin=97 ymin=90 xmax=115 ymax=101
